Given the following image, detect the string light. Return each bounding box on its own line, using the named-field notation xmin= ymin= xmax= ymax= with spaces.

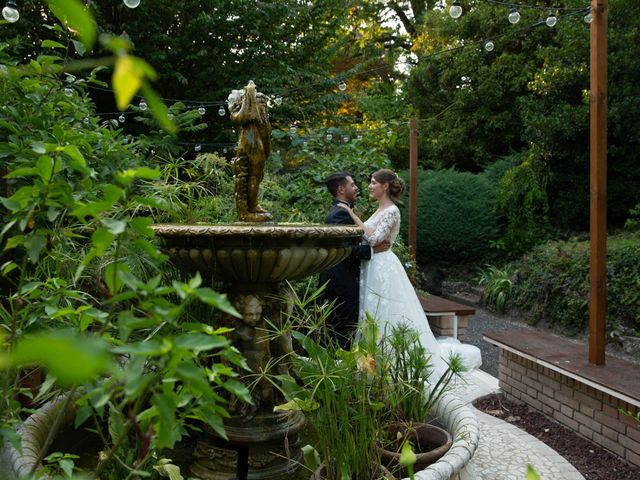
xmin=274 ymin=96 xmax=283 ymax=106
xmin=218 ymin=105 xmax=226 ymax=116
xmin=2 ymin=0 xmax=19 ymax=23
xmin=583 ymin=8 xmax=592 ymax=24
xmin=546 ymin=11 xmax=557 ymax=27
xmin=326 ymin=133 xmax=333 ymax=141
xmin=118 ymin=114 xmax=126 ymax=123
xmin=338 ymin=80 xmax=347 ymax=91
xmin=508 ymin=6 xmax=520 ymax=24
xmin=194 ymin=144 xmax=202 ymax=152
xmin=198 ymin=106 xmax=206 ymax=115
xmin=289 ymin=125 xmax=297 ymax=134
xmin=139 ymin=99 xmax=147 ymax=111
xmin=123 ymin=0 xmax=141 ymax=8
xmin=386 ymin=130 xmax=393 ymax=137
xmin=64 ymin=87 xmax=73 ymax=97
xmin=484 ymin=40 xmax=495 ymax=52
xmin=449 ymin=0 xmax=462 ymax=19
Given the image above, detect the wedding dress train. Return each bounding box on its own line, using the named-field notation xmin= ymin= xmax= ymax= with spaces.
xmin=358 ymin=205 xmax=481 ymax=378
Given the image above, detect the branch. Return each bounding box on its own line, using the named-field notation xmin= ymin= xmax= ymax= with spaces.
xmin=388 ymin=2 xmax=417 ymax=37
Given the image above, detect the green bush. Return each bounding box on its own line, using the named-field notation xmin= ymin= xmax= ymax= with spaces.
xmin=510 ymin=233 xmax=640 ymax=335
xmin=402 ymin=168 xmax=499 ymax=264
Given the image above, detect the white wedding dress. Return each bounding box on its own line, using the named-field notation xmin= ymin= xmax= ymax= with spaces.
xmin=358 ymin=205 xmax=482 ymax=378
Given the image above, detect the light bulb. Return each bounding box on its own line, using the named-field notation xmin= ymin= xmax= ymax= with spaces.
xmin=343 ymin=136 xmax=349 ymax=143
xmin=223 ymin=147 xmax=228 ymax=154
xmin=326 ymin=133 xmax=333 ymax=141
xmin=2 ymin=1 xmax=19 ymax=23
xmin=357 ymin=135 xmax=363 ymax=141
xmin=274 ymin=96 xmax=283 ymax=106
xmin=449 ymin=0 xmax=462 ymax=19
xmin=118 ymin=114 xmax=126 ymax=123
xmin=338 ymin=80 xmax=347 ymax=91
xmin=386 ymin=130 xmax=393 ymax=138
xmin=195 ymin=144 xmax=202 ymax=152
xmin=64 ymin=87 xmax=73 ymax=97
xmin=484 ymin=40 xmax=494 ymax=52
xmin=111 ymin=119 xmax=119 ymax=128
xmin=508 ymin=6 xmax=520 ymax=24
xmin=584 ymin=9 xmax=592 ymax=24
xmin=83 ymin=117 xmax=90 ymax=125
xmin=546 ymin=11 xmax=557 ymax=27
xmin=139 ymin=99 xmax=147 ymax=111
xmin=123 ymin=0 xmax=141 ymax=8
xmin=218 ymin=105 xmax=225 ymax=116
xmin=289 ymin=125 xmax=297 ymax=135
xmin=198 ymin=106 xmax=206 ymax=115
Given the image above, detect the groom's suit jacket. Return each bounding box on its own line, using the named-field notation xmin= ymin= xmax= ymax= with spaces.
xmin=318 ymin=199 xmax=372 ymax=347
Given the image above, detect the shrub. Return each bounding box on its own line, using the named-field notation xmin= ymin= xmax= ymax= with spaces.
xmin=510 ymin=233 xmax=640 ymax=335
xmin=401 ymin=168 xmax=499 ymax=264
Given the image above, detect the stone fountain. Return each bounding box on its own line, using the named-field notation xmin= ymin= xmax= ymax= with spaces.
xmin=152 ymin=81 xmax=361 ymax=479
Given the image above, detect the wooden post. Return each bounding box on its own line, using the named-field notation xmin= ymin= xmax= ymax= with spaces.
xmin=589 ymin=0 xmax=608 ymax=365
xmin=409 ymin=119 xmax=418 ymax=260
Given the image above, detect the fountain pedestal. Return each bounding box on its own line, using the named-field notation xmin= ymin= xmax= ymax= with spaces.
xmin=152 ymin=223 xmax=362 ymax=479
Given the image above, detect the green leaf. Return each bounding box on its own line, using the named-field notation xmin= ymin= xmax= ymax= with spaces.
xmin=526 ymin=465 xmax=541 ymax=480
xmin=153 ymin=460 xmax=184 ymax=480
xmin=42 ymin=40 xmax=66 ymax=49
xmin=173 ymin=333 xmax=229 ymax=353
xmin=91 ymin=227 xmax=114 ymax=256
xmin=46 ymin=0 xmax=96 ymax=50
xmin=399 ymin=440 xmax=417 ymax=467
xmin=24 ymin=235 xmax=47 ymax=263
xmin=152 ymin=392 xmax=178 ymax=449
xmin=194 ymin=288 xmax=240 ymax=317
xmin=112 ymin=56 xmax=144 ymax=111
xmin=113 ymin=339 xmax=167 ymax=356
xmin=192 ymin=404 xmax=228 ymax=440
xmin=10 ymin=332 xmax=110 ymax=386
xmin=301 ymin=445 xmax=321 ymax=472
xmin=104 ymin=262 xmax=130 ymax=294
xmin=36 ymin=155 xmax=55 ymax=182
xmin=141 ymin=83 xmax=176 ymax=133
xmin=175 ymin=362 xmax=214 ymax=400
xmin=59 ymin=458 xmax=74 ymax=478
xmin=101 ymin=218 xmax=127 ymax=235
xmin=72 ymin=39 xmax=86 ymax=56
xmin=116 ymin=167 xmax=161 ymax=187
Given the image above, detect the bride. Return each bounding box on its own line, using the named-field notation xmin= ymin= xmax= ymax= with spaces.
xmin=338 ymin=169 xmax=481 ymax=377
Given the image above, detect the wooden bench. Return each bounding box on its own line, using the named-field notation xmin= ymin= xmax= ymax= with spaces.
xmin=484 ymin=330 xmax=640 ymax=467
xmin=418 ymin=294 xmax=475 ymax=341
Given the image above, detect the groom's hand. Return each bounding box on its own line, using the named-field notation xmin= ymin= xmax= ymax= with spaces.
xmin=372 ymin=240 xmax=390 ymax=253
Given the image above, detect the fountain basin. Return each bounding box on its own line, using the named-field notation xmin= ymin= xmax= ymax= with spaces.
xmin=152 ymin=223 xmax=363 ymax=284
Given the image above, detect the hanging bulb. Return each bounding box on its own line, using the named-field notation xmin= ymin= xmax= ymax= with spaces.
xmin=546 ymin=11 xmax=557 ymax=27
xmin=338 ymin=80 xmax=347 ymax=91
xmin=195 ymin=144 xmax=202 ymax=152
xmin=343 ymin=135 xmax=350 ymax=143
xmin=274 ymin=96 xmax=283 ymax=106
xmin=289 ymin=125 xmax=297 ymax=135
xmin=139 ymin=99 xmax=147 ymax=111
xmin=484 ymin=40 xmax=494 ymax=52
xmin=2 ymin=0 xmax=19 ymax=23
xmin=357 ymin=135 xmax=363 ymax=141
xmin=508 ymin=6 xmax=520 ymax=24
xmin=198 ymin=106 xmax=206 ymax=115
xmin=123 ymin=0 xmax=141 ymax=8
xmin=118 ymin=114 xmax=126 ymax=123
xmin=449 ymin=0 xmax=462 ymax=19
xmin=218 ymin=105 xmax=225 ymax=116
xmin=386 ymin=130 xmax=393 ymax=138
xmin=583 ymin=9 xmax=592 ymax=24
xmin=223 ymin=147 xmax=228 ymax=154
xmin=64 ymin=87 xmax=73 ymax=97
xmin=326 ymin=133 xmax=333 ymax=141
xmin=82 ymin=117 xmax=90 ymax=125
xmin=111 ymin=119 xmax=119 ymax=128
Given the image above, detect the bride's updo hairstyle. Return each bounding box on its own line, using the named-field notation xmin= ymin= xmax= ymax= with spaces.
xmin=372 ymin=169 xmax=405 ymax=201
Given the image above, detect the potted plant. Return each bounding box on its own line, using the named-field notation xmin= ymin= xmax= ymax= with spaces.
xmin=269 ymin=294 xmax=393 ymax=480
xmin=377 ymin=323 xmax=465 ymax=477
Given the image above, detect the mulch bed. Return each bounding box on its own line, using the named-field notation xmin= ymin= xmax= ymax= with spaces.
xmin=474 ymin=394 xmax=640 ymax=480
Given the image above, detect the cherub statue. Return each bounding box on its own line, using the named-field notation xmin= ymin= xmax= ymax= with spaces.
xmin=227 ymin=81 xmax=273 ymax=222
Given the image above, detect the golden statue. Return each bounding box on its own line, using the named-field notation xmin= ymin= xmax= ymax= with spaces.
xmin=227 ymin=81 xmax=273 ymax=222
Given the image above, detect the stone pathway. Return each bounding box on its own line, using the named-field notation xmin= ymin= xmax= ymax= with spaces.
xmin=453 ymin=369 xmax=584 ymax=480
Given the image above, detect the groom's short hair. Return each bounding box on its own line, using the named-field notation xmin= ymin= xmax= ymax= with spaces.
xmin=326 ymin=172 xmax=352 ymax=197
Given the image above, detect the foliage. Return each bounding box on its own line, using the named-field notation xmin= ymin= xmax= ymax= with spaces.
xmin=382 ymin=323 xmax=464 ymax=423
xmin=490 ymin=149 xmax=553 ymax=255
xmin=270 ymin=294 xmax=387 ymax=480
xmin=624 ymin=202 xmax=640 ymax=232
xmin=401 ymin=168 xmax=499 ymax=264
xmin=0 ymin=33 xmax=249 ymax=479
xmin=509 ymin=233 xmax=640 ymax=334
xmin=477 ymin=264 xmax=515 ymax=314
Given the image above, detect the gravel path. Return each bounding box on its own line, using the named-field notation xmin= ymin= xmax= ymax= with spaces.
xmin=463 ymin=307 xmax=535 ymax=378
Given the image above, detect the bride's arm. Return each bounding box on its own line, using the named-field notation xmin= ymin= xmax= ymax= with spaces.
xmin=363 ymin=207 xmax=400 ymax=245
xmin=338 ymin=205 xmax=374 ymax=237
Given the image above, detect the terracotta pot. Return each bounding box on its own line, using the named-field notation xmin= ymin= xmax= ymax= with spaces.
xmin=379 ymin=422 xmax=452 ymax=475
xmin=310 ymin=463 xmax=394 ymax=479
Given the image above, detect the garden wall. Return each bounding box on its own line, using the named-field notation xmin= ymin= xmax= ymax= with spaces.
xmin=495 ymin=348 xmax=640 ymax=468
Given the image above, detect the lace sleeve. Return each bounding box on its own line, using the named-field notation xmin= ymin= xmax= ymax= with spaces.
xmin=364 ymin=207 xmax=400 ymax=245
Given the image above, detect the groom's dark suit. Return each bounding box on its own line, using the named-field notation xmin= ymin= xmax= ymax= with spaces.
xmin=319 ymin=199 xmax=372 ymax=347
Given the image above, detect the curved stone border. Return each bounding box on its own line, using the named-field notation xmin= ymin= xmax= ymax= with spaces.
xmin=4 ymin=393 xmax=78 ymax=479
xmin=406 ymin=392 xmax=480 ymax=480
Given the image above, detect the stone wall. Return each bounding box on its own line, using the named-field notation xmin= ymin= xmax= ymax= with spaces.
xmin=498 ymin=349 xmax=640 ymax=468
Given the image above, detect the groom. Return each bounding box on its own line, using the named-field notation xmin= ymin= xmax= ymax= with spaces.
xmin=319 ymin=172 xmax=388 ymax=348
